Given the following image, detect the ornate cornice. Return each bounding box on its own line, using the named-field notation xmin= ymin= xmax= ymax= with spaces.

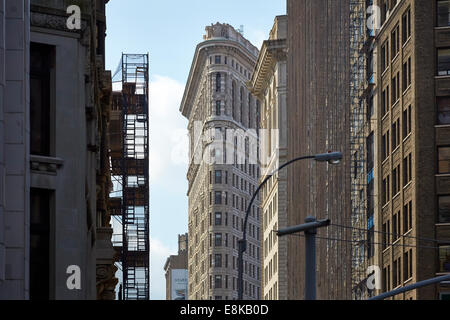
xmin=249 ymin=39 xmax=287 ymax=99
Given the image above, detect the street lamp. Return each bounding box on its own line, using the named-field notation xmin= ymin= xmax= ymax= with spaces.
xmin=237 ymin=151 xmax=342 ymax=300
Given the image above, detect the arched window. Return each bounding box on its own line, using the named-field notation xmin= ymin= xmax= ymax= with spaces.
xmin=216 ymin=73 xmax=221 ymax=92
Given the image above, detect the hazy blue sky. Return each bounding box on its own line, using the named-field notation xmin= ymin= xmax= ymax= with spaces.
xmin=106 ymin=0 xmax=286 ymax=300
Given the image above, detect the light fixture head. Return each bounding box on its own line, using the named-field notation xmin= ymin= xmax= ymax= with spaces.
xmin=314 ymin=152 xmax=342 ymax=165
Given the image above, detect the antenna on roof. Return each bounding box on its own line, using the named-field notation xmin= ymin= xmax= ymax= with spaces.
xmin=237 ymin=25 xmax=244 ymax=36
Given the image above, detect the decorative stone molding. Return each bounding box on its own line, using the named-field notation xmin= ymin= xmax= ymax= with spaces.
xmin=30 ymin=11 xmax=88 ymax=33
xmin=30 ymin=155 xmax=64 ymax=175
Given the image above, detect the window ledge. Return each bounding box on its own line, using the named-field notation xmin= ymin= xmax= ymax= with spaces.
xmin=404 ymin=277 xmax=413 ymax=285
xmin=393 ymin=192 xmax=401 ymax=201
xmin=392 ymin=99 xmax=400 ymax=109
xmin=436 ymin=223 xmax=450 ymax=227
xmin=30 ymin=155 xmax=64 ymax=175
xmin=392 ymin=52 xmax=401 ymax=64
xmin=403 ymin=181 xmax=413 ymax=190
xmin=392 ymin=144 xmax=401 ymax=154
xmin=403 ymin=229 xmax=413 ymax=237
xmin=403 ymin=84 xmax=412 ymax=95
xmin=402 ymin=36 xmax=411 ymax=49
xmin=402 ymin=132 xmax=412 ymax=143
xmin=435 ymin=124 xmax=450 ymax=128
xmin=436 ymin=173 xmax=450 ymax=177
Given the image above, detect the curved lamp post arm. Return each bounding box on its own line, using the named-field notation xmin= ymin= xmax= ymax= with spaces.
xmin=237 ymin=152 xmax=342 ymax=300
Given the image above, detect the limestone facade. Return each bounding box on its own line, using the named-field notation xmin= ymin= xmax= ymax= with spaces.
xmin=180 ymin=23 xmax=261 ymax=300
xmin=0 ymin=0 xmax=115 ymax=300
xmin=249 ymin=16 xmax=288 ymax=300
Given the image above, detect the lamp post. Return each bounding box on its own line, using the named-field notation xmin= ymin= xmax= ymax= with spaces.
xmin=237 ymin=152 xmax=343 ymax=300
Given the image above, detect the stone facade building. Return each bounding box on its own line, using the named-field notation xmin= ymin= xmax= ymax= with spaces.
xmin=286 ymin=0 xmax=353 ymax=300
xmin=248 ymin=16 xmax=288 ymax=300
xmin=0 ymin=0 xmax=116 ymax=300
xmin=164 ymin=234 xmax=188 ymax=300
xmin=180 ymin=23 xmax=262 ymax=300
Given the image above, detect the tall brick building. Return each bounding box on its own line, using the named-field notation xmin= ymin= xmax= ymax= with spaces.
xmin=286 ymin=0 xmax=352 ymax=300
xmin=356 ymin=0 xmax=450 ymax=300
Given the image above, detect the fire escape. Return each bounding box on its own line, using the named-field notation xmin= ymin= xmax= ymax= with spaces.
xmin=110 ymin=54 xmax=150 ymax=300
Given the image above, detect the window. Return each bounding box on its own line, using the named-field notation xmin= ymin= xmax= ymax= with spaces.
xmin=214 ymin=275 xmax=223 ymax=289
xmin=438 ymin=97 xmax=450 ymax=125
xmin=392 ymin=118 xmax=400 ymax=150
xmin=403 ymin=105 xmax=412 ymax=138
xmin=30 ymin=188 xmax=52 ymax=300
xmin=392 ymin=72 xmax=400 ymax=104
xmin=381 ymin=0 xmax=388 ymax=25
xmin=403 ymin=153 xmax=412 ymax=185
xmin=215 ymin=170 xmax=222 ymax=184
xmin=382 ymin=86 xmax=389 ymax=116
xmin=232 ymin=81 xmax=236 ymax=120
xmin=216 ymin=73 xmax=221 ymax=92
xmin=404 ymin=250 xmax=413 ymax=281
xmin=438 ymin=48 xmax=450 ymax=76
xmin=215 ymin=212 xmax=222 ymax=226
xmin=367 ymin=132 xmax=374 ymax=170
xmin=402 ymin=7 xmax=411 ymax=44
xmin=438 ymin=245 xmax=450 ymax=273
xmin=381 ymin=40 xmax=389 ymax=72
xmin=216 ymin=101 xmax=221 ymax=116
xmin=403 ymin=57 xmax=411 ymax=92
xmin=393 ymin=257 xmax=401 ymax=287
xmin=215 ymin=191 xmax=222 ymax=204
xmin=214 ymin=254 xmax=222 ymax=268
xmin=215 ymin=233 xmax=222 ymax=247
xmin=383 ymin=176 xmax=390 ymax=205
xmin=393 ymin=211 xmax=401 ymax=241
xmin=404 ymin=201 xmax=413 ymax=232
xmin=439 ymin=147 xmax=450 ymax=174
xmin=438 ymin=0 xmax=450 ymax=27
xmin=367 ymin=226 xmax=375 ymax=258
xmin=393 ymin=165 xmax=400 ymax=195
xmin=30 ymin=43 xmax=54 ymax=156
xmin=367 ymin=50 xmax=374 ymax=82
xmin=367 ymin=95 xmax=374 ymax=120
xmin=439 ymin=196 xmax=450 ymax=223
xmin=215 ymin=55 xmax=221 ymax=64
xmin=382 ymin=220 xmax=391 ymax=250
xmin=383 ymin=265 xmax=391 ymax=292
xmin=382 ymin=130 xmax=390 ymax=160
xmin=391 ymin=24 xmax=400 ymax=59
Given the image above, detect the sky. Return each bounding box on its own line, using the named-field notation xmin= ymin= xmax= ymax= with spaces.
xmin=106 ymin=0 xmax=286 ymax=300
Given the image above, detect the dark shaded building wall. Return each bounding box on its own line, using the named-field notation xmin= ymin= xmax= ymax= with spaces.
xmin=286 ymin=0 xmax=352 ymax=300
xmin=414 ymin=0 xmax=438 ymax=299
